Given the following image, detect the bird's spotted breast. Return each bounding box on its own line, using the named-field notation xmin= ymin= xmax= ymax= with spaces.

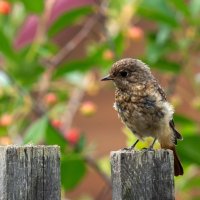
xmin=115 ymin=84 xmax=166 ymax=138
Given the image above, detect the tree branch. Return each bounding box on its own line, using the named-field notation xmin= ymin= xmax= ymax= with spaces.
xmin=47 ymin=14 xmax=101 ymax=68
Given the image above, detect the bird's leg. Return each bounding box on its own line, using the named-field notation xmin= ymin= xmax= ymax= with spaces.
xmin=123 ymin=139 xmax=139 ymax=151
xmin=147 ymin=138 xmax=157 ymax=151
xmin=130 ymin=139 xmax=139 ymax=150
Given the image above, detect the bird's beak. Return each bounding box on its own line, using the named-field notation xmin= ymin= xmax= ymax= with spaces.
xmin=101 ymin=74 xmax=113 ymax=81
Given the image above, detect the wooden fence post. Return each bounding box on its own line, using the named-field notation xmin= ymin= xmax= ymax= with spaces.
xmin=0 ymin=145 xmax=60 ymax=200
xmin=110 ymin=149 xmax=175 ymax=200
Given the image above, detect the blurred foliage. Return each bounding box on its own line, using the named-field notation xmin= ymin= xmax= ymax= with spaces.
xmin=0 ymin=0 xmax=200 ymax=199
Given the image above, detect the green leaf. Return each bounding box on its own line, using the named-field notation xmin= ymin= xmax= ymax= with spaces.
xmin=21 ymin=0 xmax=44 ymax=13
xmin=74 ymin=134 xmax=86 ymax=153
xmin=53 ymin=58 xmax=96 ymax=78
xmin=150 ymin=59 xmax=181 ymax=73
xmin=0 ymin=30 xmax=16 ymax=59
xmin=169 ymin=0 xmax=190 ymax=16
xmin=0 ymin=93 xmax=13 ymax=113
xmin=146 ymin=31 xmax=177 ymax=65
xmin=183 ymin=176 xmax=200 ymax=191
xmin=174 ymin=114 xmax=197 ymax=135
xmin=189 ymin=0 xmax=200 ymax=17
xmin=109 ymin=0 xmax=130 ymax=12
xmin=0 ymin=127 xmax=8 ymax=136
xmin=61 ymin=154 xmax=86 ymax=190
xmin=156 ymin=26 xmax=172 ymax=45
xmin=182 ymin=176 xmax=200 ymax=190
xmin=137 ymin=0 xmax=178 ymax=27
xmin=177 ymin=135 xmax=200 ymax=166
xmin=113 ymin=33 xmax=124 ymax=58
xmin=24 ymin=116 xmax=48 ymax=144
xmin=8 ymin=61 xmax=44 ymax=88
xmin=37 ymin=42 xmax=59 ymax=57
xmin=174 ymin=114 xmax=195 ymax=125
xmin=45 ymin=122 xmax=68 ymax=152
xmin=146 ymin=43 xmax=163 ymax=64
xmin=48 ymin=6 xmax=93 ymax=37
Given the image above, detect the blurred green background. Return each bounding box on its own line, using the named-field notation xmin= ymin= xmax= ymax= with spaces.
xmin=0 ymin=0 xmax=200 ymax=199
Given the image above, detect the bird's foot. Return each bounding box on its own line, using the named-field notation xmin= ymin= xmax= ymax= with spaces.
xmin=147 ymin=147 xmax=155 ymax=152
xmin=142 ymin=147 xmax=155 ymax=152
xmin=122 ymin=139 xmax=139 ymax=151
xmin=121 ymin=147 xmax=134 ymax=151
xmin=142 ymin=138 xmax=157 ymax=152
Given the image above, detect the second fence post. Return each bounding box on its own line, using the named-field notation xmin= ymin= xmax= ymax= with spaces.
xmin=110 ymin=149 xmax=175 ymax=200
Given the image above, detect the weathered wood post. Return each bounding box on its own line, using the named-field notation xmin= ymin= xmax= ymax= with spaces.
xmin=110 ymin=149 xmax=174 ymax=200
xmin=0 ymin=145 xmax=60 ymax=200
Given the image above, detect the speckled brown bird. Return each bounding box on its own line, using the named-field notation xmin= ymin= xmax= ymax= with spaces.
xmin=101 ymin=58 xmax=183 ymax=176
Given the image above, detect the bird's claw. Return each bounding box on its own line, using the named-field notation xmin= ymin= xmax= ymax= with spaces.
xmin=147 ymin=147 xmax=155 ymax=152
xmin=142 ymin=147 xmax=155 ymax=152
xmin=122 ymin=147 xmax=134 ymax=151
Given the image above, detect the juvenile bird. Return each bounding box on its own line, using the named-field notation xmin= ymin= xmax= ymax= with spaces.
xmin=101 ymin=58 xmax=183 ymax=176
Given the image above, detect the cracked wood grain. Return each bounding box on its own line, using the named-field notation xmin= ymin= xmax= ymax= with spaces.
xmin=110 ymin=149 xmax=175 ymax=200
xmin=0 ymin=145 xmax=60 ymax=200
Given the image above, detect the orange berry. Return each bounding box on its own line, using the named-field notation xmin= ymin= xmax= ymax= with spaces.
xmin=0 ymin=114 xmax=12 ymax=126
xmin=127 ymin=26 xmax=144 ymax=41
xmin=80 ymin=101 xmax=96 ymax=116
xmin=103 ymin=49 xmax=114 ymax=61
xmin=0 ymin=1 xmax=11 ymax=15
xmin=51 ymin=119 xmax=62 ymax=129
xmin=65 ymin=128 xmax=80 ymax=145
xmin=44 ymin=92 xmax=57 ymax=105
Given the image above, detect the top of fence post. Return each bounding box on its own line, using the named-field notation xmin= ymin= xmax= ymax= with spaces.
xmin=110 ymin=149 xmax=175 ymax=200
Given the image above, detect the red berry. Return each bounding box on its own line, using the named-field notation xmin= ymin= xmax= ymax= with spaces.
xmin=51 ymin=119 xmax=62 ymax=129
xmin=0 ymin=1 xmax=11 ymax=15
xmin=44 ymin=92 xmax=57 ymax=105
xmin=65 ymin=128 xmax=80 ymax=145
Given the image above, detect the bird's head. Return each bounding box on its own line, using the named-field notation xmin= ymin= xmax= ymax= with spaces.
xmin=101 ymin=58 xmax=152 ymax=90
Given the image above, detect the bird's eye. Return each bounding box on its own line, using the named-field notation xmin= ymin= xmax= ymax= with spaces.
xmin=120 ymin=71 xmax=128 ymax=77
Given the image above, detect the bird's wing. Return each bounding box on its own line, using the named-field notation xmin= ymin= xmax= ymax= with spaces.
xmin=169 ymin=119 xmax=183 ymax=142
xmin=153 ymin=80 xmax=183 ymax=143
xmin=151 ymin=79 xmax=167 ymax=101
xmin=157 ymin=84 xmax=167 ymax=101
